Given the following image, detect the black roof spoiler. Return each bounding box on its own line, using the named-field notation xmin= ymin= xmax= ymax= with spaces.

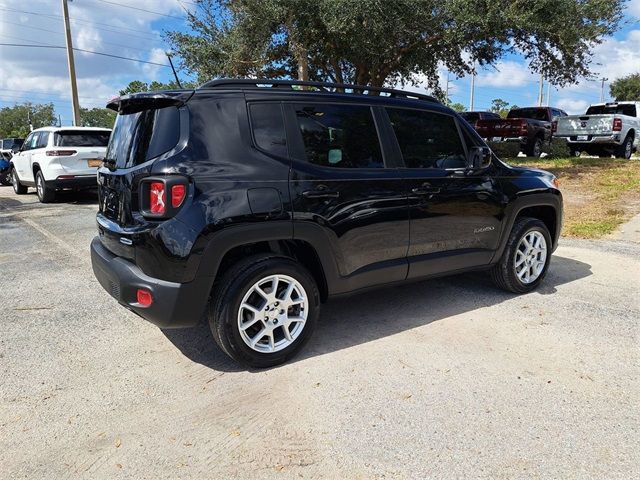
xmin=107 ymin=90 xmax=194 ymax=114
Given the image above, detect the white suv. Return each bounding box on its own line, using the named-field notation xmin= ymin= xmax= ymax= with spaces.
xmin=11 ymin=126 xmax=111 ymax=203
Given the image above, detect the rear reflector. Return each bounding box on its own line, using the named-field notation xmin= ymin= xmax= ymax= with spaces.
xmin=136 ymin=289 xmax=153 ymax=307
xmin=613 ymin=118 xmax=622 ymax=131
xmin=46 ymin=150 xmax=77 ymax=156
xmin=171 ymin=184 xmax=186 ymax=208
xmin=149 ymin=181 xmax=166 ymax=214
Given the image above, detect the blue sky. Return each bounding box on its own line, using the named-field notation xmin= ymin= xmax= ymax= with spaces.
xmin=1 ymin=0 xmax=639 ymax=125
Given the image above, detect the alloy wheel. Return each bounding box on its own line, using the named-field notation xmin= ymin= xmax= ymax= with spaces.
xmin=514 ymin=230 xmax=547 ymax=284
xmin=237 ymin=274 xmax=308 ymax=353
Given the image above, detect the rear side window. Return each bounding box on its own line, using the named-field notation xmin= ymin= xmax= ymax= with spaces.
xmin=387 ymin=108 xmax=467 ymax=169
xmin=293 ymin=104 xmax=383 ymax=168
xmin=55 ymin=131 xmax=110 ymax=147
xmin=106 ymin=106 xmax=179 ymax=169
xmin=249 ymin=103 xmax=287 ymax=157
xmin=36 ymin=132 xmax=49 ymax=148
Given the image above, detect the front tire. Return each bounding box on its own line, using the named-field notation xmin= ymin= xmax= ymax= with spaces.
xmin=35 ymin=170 xmax=56 ymax=203
xmin=12 ymin=167 xmax=28 ymax=194
xmin=209 ymin=255 xmax=320 ymax=368
xmin=491 ymin=217 xmax=552 ymax=293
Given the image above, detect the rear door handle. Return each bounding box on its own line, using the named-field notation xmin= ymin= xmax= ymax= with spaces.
xmin=302 ymin=188 xmax=340 ymax=199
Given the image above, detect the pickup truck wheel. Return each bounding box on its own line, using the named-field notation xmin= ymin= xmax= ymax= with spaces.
xmin=0 ymin=171 xmax=11 ymax=186
xmin=614 ymin=135 xmax=633 ymax=159
xmin=491 ymin=217 xmax=552 ymax=293
xmin=35 ymin=170 xmax=56 ymax=203
xmin=526 ymin=137 xmax=543 ymax=158
xmin=209 ymin=255 xmax=320 ymax=368
xmin=11 ymin=167 xmax=28 ymax=194
xmin=569 ymin=147 xmax=581 ymax=157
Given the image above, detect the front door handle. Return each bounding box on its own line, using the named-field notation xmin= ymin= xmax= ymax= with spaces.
xmin=302 ymin=187 xmax=340 ymax=199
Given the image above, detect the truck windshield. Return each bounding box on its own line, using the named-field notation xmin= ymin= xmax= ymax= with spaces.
xmin=586 ymin=104 xmax=637 ymax=117
xmin=507 ymin=108 xmax=548 ymax=121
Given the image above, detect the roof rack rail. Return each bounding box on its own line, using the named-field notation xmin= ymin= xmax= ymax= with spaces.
xmin=199 ymin=78 xmax=439 ymax=104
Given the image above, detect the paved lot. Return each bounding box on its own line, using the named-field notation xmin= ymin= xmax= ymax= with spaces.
xmin=1 ymin=186 xmax=638 ymax=479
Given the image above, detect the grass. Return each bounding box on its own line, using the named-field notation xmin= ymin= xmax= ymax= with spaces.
xmin=506 ymin=156 xmax=640 ymax=238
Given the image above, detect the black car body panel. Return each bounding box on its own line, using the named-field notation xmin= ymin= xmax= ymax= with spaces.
xmin=91 ymin=80 xmax=562 ymax=329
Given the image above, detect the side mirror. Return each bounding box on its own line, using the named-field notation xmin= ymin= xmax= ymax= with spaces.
xmin=467 ymin=146 xmax=492 ymax=169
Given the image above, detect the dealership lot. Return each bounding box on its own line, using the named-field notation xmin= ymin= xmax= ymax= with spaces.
xmin=1 ymin=187 xmax=638 ymax=479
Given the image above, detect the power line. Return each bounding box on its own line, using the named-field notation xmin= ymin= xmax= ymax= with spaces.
xmin=0 ymin=43 xmax=171 ymax=67
xmin=91 ymin=0 xmax=185 ymax=20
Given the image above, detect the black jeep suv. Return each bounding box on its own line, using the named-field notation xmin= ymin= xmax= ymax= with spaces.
xmin=91 ymin=79 xmax=562 ymax=367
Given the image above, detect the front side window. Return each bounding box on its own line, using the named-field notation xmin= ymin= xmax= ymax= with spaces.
xmin=249 ymin=103 xmax=287 ymax=157
xmin=293 ymin=104 xmax=383 ymax=169
xmin=387 ymin=108 xmax=467 ymax=169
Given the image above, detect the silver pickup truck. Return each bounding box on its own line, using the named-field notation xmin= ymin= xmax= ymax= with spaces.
xmin=555 ymin=101 xmax=639 ymax=159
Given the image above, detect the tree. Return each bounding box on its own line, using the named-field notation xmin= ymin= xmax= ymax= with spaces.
xmin=448 ymin=102 xmax=466 ymax=113
xmin=167 ymin=0 xmax=623 ymax=95
xmin=79 ymin=107 xmax=116 ymax=129
xmin=0 ymin=103 xmax=56 ymax=138
xmin=118 ymin=80 xmax=197 ymax=96
xmin=490 ymin=98 xmax=518 ymax=118
xmin=609 ymin=73 xmax=640 ymax=101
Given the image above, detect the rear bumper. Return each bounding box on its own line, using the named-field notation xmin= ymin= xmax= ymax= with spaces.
xmin=555 ymin=134 xmax=620 ymax=145
xmin=90 ymin=237 xmax=211 ymax=328
xmin=484 ymin=136 xmax=527 ymax=143
xmin=46 ymin=174 xmax=98 ymax=190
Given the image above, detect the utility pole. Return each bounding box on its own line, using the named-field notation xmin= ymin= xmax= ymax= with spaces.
xmin=469 ymin=65 xmax=475 ymax=111
xmin=600 ymin=77 xmax=608 ymax=103
xmin=537 ymin=72 xmax=544 ymax=107
xmin=61 ymin=0 xmax=80 ymax=126
xmin=546 ymin=81 xmax=551 ymax=107
xmin=445 ymin=70 xmax=451 ymax=104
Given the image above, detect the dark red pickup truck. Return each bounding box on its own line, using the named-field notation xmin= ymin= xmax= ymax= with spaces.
xmin=475 ymin=107 xmax=568 ymax=157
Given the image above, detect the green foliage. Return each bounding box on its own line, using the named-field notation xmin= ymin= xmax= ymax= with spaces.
xmin=490 ymin=98 xmax=518 ymax=118
xmin=0 ymin=103 xmax=56 ymax=138
xmin=609 ymin=73 xmax=640 ymax=101
xmin=167 ymin=0 xmax=624 ymax=94
xmin=118 ymin=80 xmax=197 ymax=96
xmin=79 ymin=107 xmax=116 ymax=129
xmin=448 ymin=102 xmax=466 ymax=113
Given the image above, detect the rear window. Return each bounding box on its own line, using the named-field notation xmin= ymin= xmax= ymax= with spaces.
xmin=2 ymin=139 xmax=23 ymax=149
xmin=460 ymin=112 xmax=480 ymax=123
xmin=586 ymin=104 xmax=637 ymax=117
xmin=105 ymin=106 xmax=180 ymax=169
xmin=507 ymin=108 xmax=549 ymax=121
xmin=55 ymin=131 xmax=110 ymax=147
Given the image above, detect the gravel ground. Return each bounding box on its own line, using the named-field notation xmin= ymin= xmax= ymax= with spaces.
xmin=1 ymin=186 xmax=638 ymax=479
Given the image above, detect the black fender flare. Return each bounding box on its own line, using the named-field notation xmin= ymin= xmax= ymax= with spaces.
xmin=491 ymin=190 xmax=562 ymax=263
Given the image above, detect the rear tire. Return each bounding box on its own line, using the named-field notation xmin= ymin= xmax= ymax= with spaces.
xmin=491 ymin=217 xmax=552 ymax=293
xmin=11 ymin=167 xmax=27 ymax=194
xmin=526 ymin=137 xmax=543 ymax=158
xmin=209 ymin=255 xmax=320 ymax=368
xmin=614 ymin=135 xmax=633 ymax=159
xmin=36 ymin=170 xmax=55 ymax=203
xmin=568 ymin=146 xmax=581 ymax=158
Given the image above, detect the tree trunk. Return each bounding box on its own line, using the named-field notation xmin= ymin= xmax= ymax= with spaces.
xmin=294 ymin=43 xmax=309 ymax=81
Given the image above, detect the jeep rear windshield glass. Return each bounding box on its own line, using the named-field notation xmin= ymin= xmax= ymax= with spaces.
xmin=585 ymin=104 xmax=637 ymax=116
xmin=55 ymin=131 xmax=111 ymax=147
xmin=105 ymin=106 xmax=180 ymax=169
xmin=507 ymin=108 xmax=549 ymax=121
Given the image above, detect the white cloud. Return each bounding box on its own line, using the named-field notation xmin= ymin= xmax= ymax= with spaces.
xmin=476 ymin=61 xmax=537 ymax=88
xmin=556 ymin=98 xmax=589 ymax=115
xmin=628 ymin=0 xmax=640 ymax=18
xmin=0 ymin=0 xmax=185 ymax=120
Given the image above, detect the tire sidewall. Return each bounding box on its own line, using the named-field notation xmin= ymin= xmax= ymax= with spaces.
xmin=507 ymin=220 xmax=552 ymax=291
xmin=12 ymin=168 xmax=20 ymax=193
xmin=214 ymin=259 xmax=320 ymax=368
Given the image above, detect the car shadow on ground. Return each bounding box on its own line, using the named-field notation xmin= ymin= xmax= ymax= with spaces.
xmin=162 ymin=254 xmax=592 ymax=373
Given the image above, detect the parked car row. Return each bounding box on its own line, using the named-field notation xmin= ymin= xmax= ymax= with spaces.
xmin=461 ymin=101 xmax=639 ymax=159
xmin=6 ymin=127 xmax=111 ymax=202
